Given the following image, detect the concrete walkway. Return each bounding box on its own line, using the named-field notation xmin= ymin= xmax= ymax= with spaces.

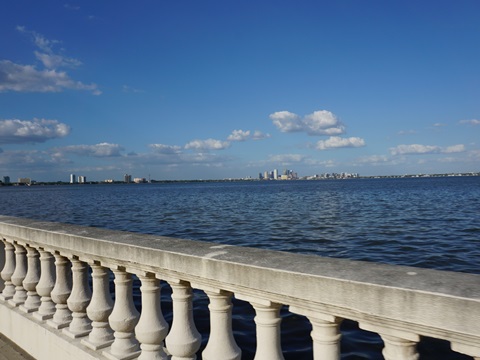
xmin=0 ymin=334 xmax=34 ymax=360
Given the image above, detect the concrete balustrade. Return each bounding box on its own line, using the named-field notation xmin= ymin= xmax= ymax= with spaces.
xmin=8 ymin=242 xmax=27 ymax=307
xmin=33 ymin=249 xmax=56 ymax=320
xmin=0 ymin=240 xmax=16 ymax=301
xmin=0 ymin=215 xmax=479 ymax=360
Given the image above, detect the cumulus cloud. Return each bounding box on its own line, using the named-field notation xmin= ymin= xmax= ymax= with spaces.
xmin=149 ymin=144 xmax=182 ymax=154
xmin=0 ymin=27 xmax=100 ymax=95
xmin=390 ymin=144 xmax=466 ymax=156
xmin=316 ymin=136 xmax=366 ymax=150
xmin=459 ymin=119 xmax=480 ymax=126
xmin=58 ymin=143 xmax=124 ymax=157
xmin=184 ymin=138 xmax=230 ymax=151
xmin=268 ymin=154 xmax=306 ymax=163
xmin=227 ymin=129 xmax=271 ymax=142
xmin=270 ymin=110 xmax=345 ymax=136
xmin=443 ymin=144 xmax=466 ymax=153
xmin=0 ymin=118 xmax=70 ymax=144
xmin=227 ymin=129 xmax=251 ymax=142
xmin=252 ymin=130 xmax=270 ymax=140
xmin=0 ymin=60 xmax=100 ymax=94
xmin=0 ymin=149 xmax=69 ymax=169
xmin=269 ymin=111 xmax=303 ymax=132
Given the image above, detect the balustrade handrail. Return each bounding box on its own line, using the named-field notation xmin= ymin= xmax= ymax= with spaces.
xmin=0 ymin=215 xmax=479 ymax=360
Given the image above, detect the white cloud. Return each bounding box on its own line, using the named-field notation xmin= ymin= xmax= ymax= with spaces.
xmin=269 ymin=110 xmax=346 ymax=136
xmin=0 ymin=118 xmax=70 ymax=144
xmin=459 ymin=119 xmax=480 ymax=126
xmin=252 ymin=130 xmax=270 ymax=140
xmin=58 ymin=143 xmax=124 ymax=157
xmin=443 ymin=144 xmax=466 ymax=153
xmin=316 ymin=136 xmax=366 ymax=150
xmin=184 ymin=138 xmax=230 ymax=151
xmin=34 ymin=51 xmax=82 ymax=69
xmin=269 ymin=111 xmax=303 ymax=132
xmin=0 ymin=60 xmax=100 ymax=94
xmin=0 ymin=27 xmax=101 ymax=95
xmin=268 ymin=154 xmax=306 ymax=163
xmin=390 ymin=144 xmax=440 ymax=155
xmin=149 ymin=144 xmax=182 ymax=154
xmin=0 ymin=149 xmax=69 ymax=169
xmin=227 ymin=129 xmax=270 ymax=141
xmin=355 ymin=155 xmax=390 ymax=164
xmin=390 ymin=144 xmax=466 ymax=156
xmin=227 ymin=129 xmax=250 ymax=141
xmin=302 ymin=110 xmax=346 ymax=135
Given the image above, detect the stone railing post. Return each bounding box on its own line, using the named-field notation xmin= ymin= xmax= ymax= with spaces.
xmin=235 ymin=295 xmax=284 ymax=360
xmin=135 ymin=273 xmax=169 ymax=360
xmin=0 ymin=240 xmax=16 ymax=301
xmin=290 ymin=307 xmax=342 ymax=360
xmin=81 ymin=262 xmax=114 ymax=350
xmin=33 ymin=249 xmax=56 ymax=320
xmin=360 ymin=323 xmax=419 ymax=360
xmin=103 ymin=267 xmax=140 ymax=360
xmin=8 ymin=242 xmax=27 ymax=307
xmin=64 ymin=257 xmax=92 ymax=338
xmin=19 ymin=245 xmax=41 ymax=313
xmin=202 ymin=289 xmax=241 ymax=360
xmin=165 ymin=280 xmax=201 ymax=360
xmin=47 ymin=253 xmax=72 ymax=329
xmin=252 ymin=301 xmax=284 ymax=360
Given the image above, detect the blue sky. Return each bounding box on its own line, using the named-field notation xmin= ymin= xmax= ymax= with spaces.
xmin=1 ymin=1 xmax=479 ymax=181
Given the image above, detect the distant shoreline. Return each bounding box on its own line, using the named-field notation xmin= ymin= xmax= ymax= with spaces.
xmin=1 ymin=172 xmax=479 ymax=187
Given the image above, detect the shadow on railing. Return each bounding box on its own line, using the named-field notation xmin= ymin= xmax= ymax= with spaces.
xmin=0 ymin=215 xmax=479 ymax=360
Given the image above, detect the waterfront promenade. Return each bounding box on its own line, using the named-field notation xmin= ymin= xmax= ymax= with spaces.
xmin=0 ymin=333 xmax=34 ymax=360
xmin=0 ymin=215 xmax=479 ymax=360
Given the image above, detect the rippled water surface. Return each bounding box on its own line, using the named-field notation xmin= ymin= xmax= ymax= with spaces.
xmin=1 ymin=176 xmax=479 ymax=359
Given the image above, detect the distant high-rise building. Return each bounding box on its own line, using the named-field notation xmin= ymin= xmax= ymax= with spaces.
xmin=18 ymin=178 xmax=31 ymax=185
xmin=70 ymin=174 xmax=76 ymax=184
xmin=273 ymin=169 xmax=278 ymax=180
xmin=124 ymin=174 xmax=132 ymax=183
xmin=78 ymin=176 xmax=86 ymax=184
xmin=3 ymin=176 xmax=10 ymax=184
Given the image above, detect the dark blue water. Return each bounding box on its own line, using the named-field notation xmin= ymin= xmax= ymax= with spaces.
xmin=1 ymin=177 xmax=479 ymax=359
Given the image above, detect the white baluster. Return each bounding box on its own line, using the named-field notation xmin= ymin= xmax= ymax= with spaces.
xmin=19 ymin=245 xmax=41 ymax=313
xmin=47 ymin=254 xmax=72 ymax=329
xmin=381 ymin=335 xmax=419 ymax=360
xmin=8 ymin=242 xmax=27 ymax=307
xmin=64 ymin=257 xmax=92 ymax=338
xmin=33 ymin=249 xmax=56 ymax=320
xmin=82 ymin=262 xmax=114 ymax=350
xmin=360 ymin=323 xmax=419 ymax=360
xmin=103 ymin=268 xmax=140 ymax=360
xmin=135 ymin=273 xmax=169 ymax=360
xmin=0 ymin=240 xmax=16 ymax=301
xmin=289 ymin=307 xmax=342 ymax=360
xmin=202 ymin=289 xmax=241 ymax=360
xmin=165 ymin=280 xmax=201 ymax=360
xmin=252 ymin=301 xmax=284 ymax=360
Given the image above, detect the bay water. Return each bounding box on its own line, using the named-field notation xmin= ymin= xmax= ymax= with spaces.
xmin=1 ymin=176 xmax=478 ymax=359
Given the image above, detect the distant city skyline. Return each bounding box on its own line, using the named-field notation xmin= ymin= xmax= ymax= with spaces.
xmin=1 ymin=1 xmax=479 ymax=182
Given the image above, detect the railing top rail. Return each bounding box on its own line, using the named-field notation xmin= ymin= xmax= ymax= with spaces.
xmin=1 ymin=215 xmax=479 ymax=344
